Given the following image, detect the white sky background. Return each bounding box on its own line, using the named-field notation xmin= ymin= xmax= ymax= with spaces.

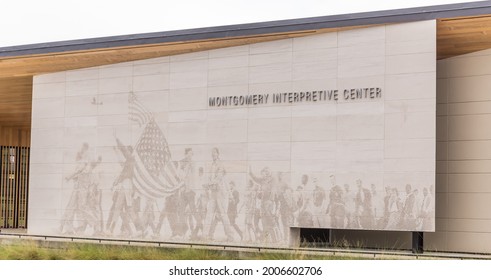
xmin=0 ymin=0 xmax=481 ymax=48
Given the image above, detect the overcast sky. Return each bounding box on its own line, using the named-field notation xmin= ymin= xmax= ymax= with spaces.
xmin=0 ymin=0 xmax=481 ymax=47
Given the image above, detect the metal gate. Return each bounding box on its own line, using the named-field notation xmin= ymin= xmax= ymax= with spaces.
xmin=0 ymin=146 xmax=29 ymax=228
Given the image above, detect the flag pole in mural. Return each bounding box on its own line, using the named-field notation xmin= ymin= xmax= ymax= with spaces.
xmin=105 ymin=93 xmax=184 ymax=237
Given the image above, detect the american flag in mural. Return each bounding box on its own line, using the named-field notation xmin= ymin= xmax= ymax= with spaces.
xmin=128 ymin=92 xmax=181 ymax=198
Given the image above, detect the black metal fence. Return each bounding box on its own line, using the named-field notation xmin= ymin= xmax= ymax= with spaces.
xmin=0 ymin=146 xmax=29 ymax=228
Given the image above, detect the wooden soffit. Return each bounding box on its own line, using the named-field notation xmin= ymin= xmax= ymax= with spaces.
xmin=2 ymin=16 xmax=491 ymax=78
xmin=438 ymin=15 xmax=491 ymax=59
xmin=0 ymin=26 xmax=361 ymax=79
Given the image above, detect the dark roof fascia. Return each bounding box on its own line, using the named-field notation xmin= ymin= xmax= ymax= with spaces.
xmin=2 ymin=1 xmax=491 ymax=58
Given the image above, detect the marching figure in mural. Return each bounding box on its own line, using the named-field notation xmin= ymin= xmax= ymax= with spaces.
xmin=371 ymin=184 xmax=381 ymax=228
xmin=354 ymin=179 xmax=374 ymax=229
xmin=295 ymin=174 xmax=313 ymax=227
xmin=326 ymin=175 xmax=344 ymax=228
xmin=77 ymin=164 xmax=103 ymax=235
xmin=60 ymin=143 xmax=102 ymax=235
xmin=386 ymin=187 xmax=402 ymax=229
xmin=311 ymin=177 xmax=327 ymax=228
xmin=399 ymin=184 xmax=418 ymax=230
xmin=418 ymin=185 xmax=434 ymax=230
xmin=244 ymin=179 xmax=258 ymax=242
xmin=140 ymin=198 xmax=158 ymax=238
xmin=380 ymin=186 xmax=392 ymax=229
xmin=277 ymin=172 xmax=295 ymax=241
xmin=106 ymin=138 xmax=141 ymax=237
xmin=163 ymin=148 xmax=197 ymax=239
xmin=227 ymin=181 xmax=243 ymax=241
xmin=343 ymin=183 xmax=355 ymax=228
xmin=190 ymin=167 xmax=208 ymax=240
xmin=249 ymin=167 xmax=279 ymax=243
xmin=178 ymin=148 xmax=198 ymax=238
xmin=204 ymin=147 xmax=234 ymax=242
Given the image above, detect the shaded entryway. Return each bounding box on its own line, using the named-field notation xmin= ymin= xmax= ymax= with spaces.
xmin=0 ymin=146 xmax=30 ymax=229
xmin=0 ymin=77 xmax=32 ymax=229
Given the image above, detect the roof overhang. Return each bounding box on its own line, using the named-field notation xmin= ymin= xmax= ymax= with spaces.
xmin=3 ymin=1 xmax=491 ymax=128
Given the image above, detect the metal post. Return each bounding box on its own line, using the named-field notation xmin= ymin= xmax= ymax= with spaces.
xmin=412 ymin=232 xmax=424 ymax=254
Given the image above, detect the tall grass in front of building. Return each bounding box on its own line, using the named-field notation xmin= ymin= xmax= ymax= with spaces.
xmin=0 ymin=241 xmax=369 ymax=260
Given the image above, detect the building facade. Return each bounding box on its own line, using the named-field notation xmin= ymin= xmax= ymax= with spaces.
xmin=2 ymin=1 xmax=491 ymax=254
xmin=29 ymin=21 xmax=436 ymax=247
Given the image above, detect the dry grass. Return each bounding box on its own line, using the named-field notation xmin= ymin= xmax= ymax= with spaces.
xmin=0 ymin=241 xmax=373 ymax=260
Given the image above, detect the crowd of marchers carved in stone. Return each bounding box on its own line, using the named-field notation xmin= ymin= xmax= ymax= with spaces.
xmin=58 ymin=95 xmax=435 ymax=244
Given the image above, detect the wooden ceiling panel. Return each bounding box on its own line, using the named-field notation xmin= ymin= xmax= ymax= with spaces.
xmin=0 ymin=30 xmax=326 ymax=79
xmin=438 ymin=15 xmax=491 ymax=59
xmin=0 ymin=77 xmax=32 ymax=127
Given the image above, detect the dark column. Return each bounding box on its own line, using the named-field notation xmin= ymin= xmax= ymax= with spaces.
xmin=412 ymin=232 xmax=424 ymax=254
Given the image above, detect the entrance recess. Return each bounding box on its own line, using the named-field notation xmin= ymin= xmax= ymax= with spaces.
xmin=0 ymin=146 xmax=29 ymax=228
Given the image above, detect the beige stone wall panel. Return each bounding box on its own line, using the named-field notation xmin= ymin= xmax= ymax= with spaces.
xmin=29 ymin=20 xmax=437 ymax=247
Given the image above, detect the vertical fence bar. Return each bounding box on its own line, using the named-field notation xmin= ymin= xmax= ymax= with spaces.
xmin=14 ymin=146 xmax=19 ymax=228
xmin=4 ymin=146 xmax=8 ymax=228
xmin=18 ymin=146 xmax=22 ymax=228
xmin=2 ymin=146 xmax=6 ymax=227
xmin=24 ymin=147 xmax=29 ymax=228
xmin=8 ymin=146 xmax=12 ymax=228
xmin=11 ymin=147 xmax=14 ymax=228
xmin=21 ymin=147 xmax=27 ymax=228
xmin=4 ymin=146 xmax=7 ymax=228
xmin=10 ymin=146 xmax=14 ymax=228
xmin=7 ymin=146 xmax=10 ymax=228
xmin=12 ymin=147 xmax=15 ymax=228
xmin=19 ymin=147 xmax=24 ymax=228
xmin=5 ymin=146 xmax=8 ymax=228
xmin=0 ymin=146 xmax=3 ymax=227
xmin=10 ymin=147 xmax=12 ymax=228
xmin=3 ymin=146 xmax=6 ymax=228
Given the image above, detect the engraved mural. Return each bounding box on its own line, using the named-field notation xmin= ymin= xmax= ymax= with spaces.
xmin=57 ymin=92 xmax=435 ymax=243
xmin=53 ymin=86 xmax=436 ymax=246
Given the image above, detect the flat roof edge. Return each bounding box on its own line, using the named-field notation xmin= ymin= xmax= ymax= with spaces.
xmin=2 ymin=1 xmax=491 ymax=58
